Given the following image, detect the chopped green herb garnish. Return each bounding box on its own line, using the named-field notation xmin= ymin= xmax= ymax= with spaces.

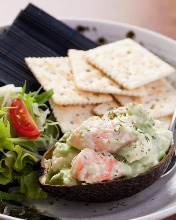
xmin=150 ymin=104 xmax=155 ymax=109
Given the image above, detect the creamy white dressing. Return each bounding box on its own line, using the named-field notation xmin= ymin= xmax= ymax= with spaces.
xmin=45 ymin=103 xmax=173 ymax=185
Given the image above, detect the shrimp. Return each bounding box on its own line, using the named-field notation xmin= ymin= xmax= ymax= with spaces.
xmin=70 ymin=116 xmax=135 ymax=153
xmin=71 ymin=148 xmax=126 ymax=183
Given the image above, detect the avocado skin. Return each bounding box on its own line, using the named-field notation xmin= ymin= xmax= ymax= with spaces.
xmin=40 ymin=144 xmax=174 ymax=203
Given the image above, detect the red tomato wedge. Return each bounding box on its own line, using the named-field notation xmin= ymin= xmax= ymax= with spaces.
xmin=10 ymin=98 xmax=40 ymax=138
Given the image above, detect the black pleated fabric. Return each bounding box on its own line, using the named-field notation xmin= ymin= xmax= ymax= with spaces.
xmin=0 ymin=3 xmax=98 ymax=92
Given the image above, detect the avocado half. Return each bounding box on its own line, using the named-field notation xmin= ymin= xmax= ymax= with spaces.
xmin=39 ymin=144 xmax=174 ymax=203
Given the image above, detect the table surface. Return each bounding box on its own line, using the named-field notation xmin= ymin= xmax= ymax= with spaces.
xmin=0 ymin=0 xmax=176 ymax=219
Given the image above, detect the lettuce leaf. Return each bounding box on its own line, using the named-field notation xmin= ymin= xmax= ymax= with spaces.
xmin=0 ymin=117 xmax=42 ymax=199
xmin=0 ymin=173 xmax=11 ymax=185
xmin=0 ymin=84 xmax=57 ymax=199
xmin=20 ymin=171 xmax=47 ymax=199
xmin=13 ymin=145 xmax=39 ymax=172
xmin=0 ymin=119 xmax=39 ymax=169
xmin=0 ymin=150 xmax=14 ymax=184
xmin=0 ymin=120 xmax=14 ymax=151
xmin=35 ymin=89 xmax=53 ymax=105
xmin=0 ymin=145 xmax=39 ymax=185
xmin=8 ymin=137 xmax=38 ymax=152
xmin=0 ymin=191 xmax=24 ymax=200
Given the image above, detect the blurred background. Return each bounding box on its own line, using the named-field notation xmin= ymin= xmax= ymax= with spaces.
xmin=0 ymin=0 xmax=175 ymax=39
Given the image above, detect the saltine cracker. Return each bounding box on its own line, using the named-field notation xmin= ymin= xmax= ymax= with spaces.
xmin=85 ymin=38 xmax=175 ymax=90
xmin=69 ymin=49 xmax=146 ymax=96
xmin=25 ymin=57 xmax=112 ymax=105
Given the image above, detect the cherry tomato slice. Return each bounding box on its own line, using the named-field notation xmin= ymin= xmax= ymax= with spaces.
xmin=10 ymin=98 xmax=40 ymax=138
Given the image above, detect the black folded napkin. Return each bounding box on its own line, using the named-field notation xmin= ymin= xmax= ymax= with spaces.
xmin=0 ymin=3 xmax=98 ymax=92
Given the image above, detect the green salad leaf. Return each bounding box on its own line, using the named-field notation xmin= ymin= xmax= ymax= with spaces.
xmin=35 ymin=89 xmax=54 ymax=105
xmin=0 ymin=120 xmax=39 ymax=186
xmin=0 ymin=120 xmax=14 ymax=151
xmin=0 ymin=83 xmax=60 ymax=200
xmin=0 ymin=191 xmax=24 ymax=200
xmin=20 ymin=171 xmax=47 ymax=199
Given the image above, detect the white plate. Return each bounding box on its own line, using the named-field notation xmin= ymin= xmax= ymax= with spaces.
xmin=0 ymin=18 xmax=176 ymax=220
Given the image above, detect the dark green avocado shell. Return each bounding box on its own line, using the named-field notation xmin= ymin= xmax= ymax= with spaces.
xmin=39 ymin=144 xmax=174 ymax=203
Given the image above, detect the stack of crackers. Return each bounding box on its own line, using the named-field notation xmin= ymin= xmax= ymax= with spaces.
xmin=25 ymin=38 xmax=176 ymax=133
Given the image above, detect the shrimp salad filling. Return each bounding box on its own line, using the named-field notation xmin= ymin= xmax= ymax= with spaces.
xmin=44 ymin=103 xmax=173 ymax=185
